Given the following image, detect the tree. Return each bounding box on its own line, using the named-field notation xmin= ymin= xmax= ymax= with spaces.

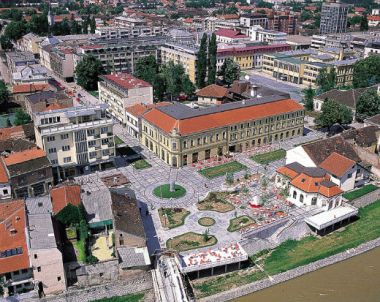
xmin=316 ymin=99 xmax=353 ymax=129
xmin=55 ymin=204 xmax=82 ymax=226
xmin=0 ymin=80 xmax=10 ymax=106
xmin=0 ymin=35 xmax=13 ymax=50
xmin=134 ymin=55 xmax=158 ymax=85
xmin=14 ymin=109 xmax=31 ymax=126
xmin=316 ymin=68 xmax=336 ymax=93
xmin=353 ymin=56 xmax=380 ymax=88
xmin=356 ymin=89 xmax=380 ymax=120
xmin=28 ymin=14 xmax=49 ymax=35
xmin=153 ymin=74 xmax=166 ymax=101
xmin=207 ymin=33 xmax=217 ymax=85
xmin=75 ymin=55 xmax=104 ymax=91
xmin=90 ymin=16 xmax=96 ymax=33
xmin=82 ymin=17 xmax=89 ymax=34
xmin=162 ymin=61 xmax=185 ymax=98
xmin=219 ymin=58 xmax=240 ymax=86
xmin=360 ymin=14 xmax=369 ymax=31
xmin=303 ymin=86 xmax=316 ymax=111
xmin=196 ymin=33 xmax=208 ymax=88
xmin=70 ymin=19 xmax=81 ymax=34
xmin=182 ymin=74 xmax=195 ymax=96
xmin=4 ymin=21 xmax=27 ymax=41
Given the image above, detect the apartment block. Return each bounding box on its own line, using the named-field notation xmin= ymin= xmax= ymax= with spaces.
xmin=74 ymin=37 xmax=165 ymax=74
xmin=98 ymin=73 xmax=153 ymax=125
xmin=50 ymin=46 xmax=75 ymax=82
xmin=33 ymin=104 xmax=115 ymax=179
xmin=95 ymin=26 xmax=166 ymax=40
xmin=141 ymin=97 xmax=304 ymax=167
xmin=248 ymin=26 xmax=287 ymax=44
xmin=6 ymin=51 xmax=37 ymax=73
xmin=160 ymin=43 xmax=198 ymax=83
xmin=320 ymin=1 xmax=349 ymax=35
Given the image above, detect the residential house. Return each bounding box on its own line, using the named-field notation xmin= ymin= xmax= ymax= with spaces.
xmin=12 ymin=83 xmax=51 ymax=104
xmin=98 ymin=73 xmax=153 ymax=125
xmin=50 ymin=184 xmax=81 ymax=214
xmin=196 ymin=84 xmax=229 ymax=105
xmin=12 ymin=64 xmax=50 ymax=85
xmin=25 ymin=91 xmax=73 ymax=116
xmin=215 ymin=29 xmax=250 ymax=44
xmin=6 ymin=52 xmax=37 ymax=73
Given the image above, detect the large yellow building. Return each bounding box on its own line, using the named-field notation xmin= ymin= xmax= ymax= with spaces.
xmin=140 ymin=97 xmax=304 ymax=167
xmin=160 ymin=43 xmax=198 ymax=84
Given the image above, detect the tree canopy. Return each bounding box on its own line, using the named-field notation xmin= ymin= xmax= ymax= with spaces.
xmin=356 ymin=89 xmax=380 ymax=120
xmin=75 ymin=55 xmax=104 ymax=91
xmin=316 ymin=99 xmax=353 ymax=129
xmin=196 ymin=33 xmax=208 ymax=88
xmin=303 ymin=86 xmax=315 ymax=111
xmin=207 ymin=33 xmax=217 ymax=85
xmin=134 ymin=55 xmax=158 ymax=85
xmin=353 ymin=56 xmax=380 ymax=88
xmin=316 ymin=68 xmax=336 ymax=93
xmin=219 ymin=58 xmax=240 ymax=86
xmin=14 ymin=109 xmax=31 ymax=126
xmin=0 ymin=80 xmax=10 ymax=106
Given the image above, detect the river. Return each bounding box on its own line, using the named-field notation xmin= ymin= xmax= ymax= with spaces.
xmin=234 ymin=247 xmax=380 ymax=302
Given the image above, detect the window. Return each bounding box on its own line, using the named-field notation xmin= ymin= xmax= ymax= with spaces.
xmin=63 ymin=157 xmax=71 ymax=163
xmin=61 ymin=133 xmax=69 ymax=140
xmin=62 ymin=145 xmax=70 ymax=151
xmin=47 ymin=136 xmax=55 ymax=142
xmin=48 ymin=148 xmax=56 ymax=154
xmin=101 ymin=127 xmax=108 ymax=134
xmin=300 ymin=194 xmax=304 ymax=203
xmin=89 ymin=151 xmax=97 ymax=158
xmin=293 ymin=191 xmax=297 ymax=199
xmin=3 ymin=189 xmax=8 ymax=195
xmin=88 ymin=140 xmax=96 ymax=147
xmin=57 ymin=276 xmax=61 ymax=282
xmin=87 ymin=129 xmax=95 ymax=136
xmin=34 ymin=254 xmax=38 ymax=259
xmin=51 ymin=159 xmax=58 ymax=165
xmin=37 ymin=267 xmax=41 ymax=272
xmin=348 ymin=173 xmax=352 ymax=178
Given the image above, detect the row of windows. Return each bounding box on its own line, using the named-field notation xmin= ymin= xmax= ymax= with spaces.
xmin=0 ymin=247 xmax=23 ymax=258
xmin=46 ymin=133 xmax=69 ymax=142
xmin=41 ymin=116 xmax=61 ymax=125
xmin=48 ymin=145 xmax=70 ymax=153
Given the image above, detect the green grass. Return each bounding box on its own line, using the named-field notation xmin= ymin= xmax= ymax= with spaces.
xmin=198 ymin=217 xmax=216 ymax=227
xmin=166 ymin=232 xmax=218 ymax=252
xmin=91 ymin=292 xmax=144 ymax=302
xmin=158 ymin=208 xmax=190 ymax=229
xmin=194 ymin=200 xmax=380 ymax=298
xmin=199 ymin=161 xmax=247 ymax=179
xmin=153 ymin=184 xmax=186 ymax=199
xmin=74 ymin=238 xmax=86 ymax=263
xmin=114 ymin=135 xmax=124 ymax=146
xmin=227 ymin=215 xmax=255 ymax=232
xmin=251 ymin=149 xmax=286 ymax=164
xmin=343 ymin=184 xmax=378 ymax=201
xmin=133 ymin=159 xmax=152 ymax=170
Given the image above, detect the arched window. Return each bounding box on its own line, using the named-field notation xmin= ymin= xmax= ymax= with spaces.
xmin=311 ymin=197 xmax=317 ymax=205
xmin=300 ymin=194 xmax=304 ymax=203
xmin=293 ymin=191 xmax=297 ymax=199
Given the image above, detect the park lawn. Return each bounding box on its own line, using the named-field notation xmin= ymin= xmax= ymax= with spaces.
xmin=91 ymin=292 xmax=145 ymax=302
xmin=197 ymin=192 xmax=235 ymax=213
xmin=198 ymin=217 xmax=216 ymax=227
xmin=153 ymin=184 xmax=186 ymax=199
xmin=193 ymin=200 xmax=380 ymax=298
xmin=343 ymin=184 xmax=378 ymax=201
xmin=227 ymin=215 xmax=255 ymax=232
xmin=158 ymin=208 xmax=190 ymax=229
xmin=251 ymin=149 xmax=286 ymax=164
xmin=167 ymin=232 xmax=218 ymax=252
xmin=114 ymin=135 xmax=124 ymax=146
xmin=199 ymin=161 xmax=246 ymax=179
xmin=133 ymin=159 xmax=152 ymax=170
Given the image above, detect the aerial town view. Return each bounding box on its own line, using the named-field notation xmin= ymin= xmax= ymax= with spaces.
xmin=1 ymin=0 xmax=380 ymax=301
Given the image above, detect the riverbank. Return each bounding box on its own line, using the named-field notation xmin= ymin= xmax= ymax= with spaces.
xmin=196 ymin=200 xmax=380 ymax=301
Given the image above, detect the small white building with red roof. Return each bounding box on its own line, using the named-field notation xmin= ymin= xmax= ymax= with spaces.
xmin=215 ymin=28 xmax=250 ymax=44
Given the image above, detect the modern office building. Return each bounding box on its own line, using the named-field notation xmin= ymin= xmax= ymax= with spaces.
xmin=141 ymin=96 xmax=304 ymax=167
xmin=320 ymin=1 xmax=350 ymax=35
xmin=33 ymin=104 xmax=115 ymax=179
xmin=98 ymin=73 xmax=153 ymax=125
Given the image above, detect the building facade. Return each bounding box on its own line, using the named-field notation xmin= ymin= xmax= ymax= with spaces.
xmin=141 ymin=97 xmax=304 ymax=167
xmin=33 ymin=105 xmax=115 ymax=179
xmin=320 ymin=2 xmax=349 ymax=35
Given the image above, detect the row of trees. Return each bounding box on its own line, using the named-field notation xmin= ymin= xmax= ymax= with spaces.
xmin=196 ymin=33 xmax=217 ymax=88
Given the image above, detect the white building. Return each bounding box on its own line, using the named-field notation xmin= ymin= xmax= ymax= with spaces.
xmin=215 ymin=29 xmax=251 ymax=44
xmin=248 ymin=26 xmax=287 ymax=44
xmin=364 ymin=41 xmax=380 ymax=57
xmin=95 ymin=26 xmax=166 ymax=40
xmin=33 ymin=104 xmax=115 ymax=179
xmin=98 ymin=73 xmax=153 ymax=125
xmin=12 ymin=64 xmax=50 ymax=84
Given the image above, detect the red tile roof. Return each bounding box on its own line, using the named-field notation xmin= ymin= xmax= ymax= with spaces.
xmin=368 ymin=16 xmax=380 ymax=21
xmin=0 ymin=158 xmax=9 ymax=183
xmin=43 ymin=103 xmax=67 ymax=112
xmin=319 ymin=152 xmax=356 ymax=178
xmin=3 ymin=148 xmax=46 ymax=166
xmin=215 ymin=28 xmax=248 ymax=39
xmin=125 ymin=102 xmax=171 ymax=117
xmin=196 ymin=84 xmax=228 ymax=98
xmin=101 ymin=73 xmax=152 ymax=90
xmin=12 ymin=83 xmax=49 ymax=94
xmin=143 ymin=99 xmax=303 ymax=135
xmin=276 ymin=166 xmax=299 ymax=180
xmin=0 ymin=200 xmax=30 ymax=274
xmin=0 ymin=125 xmax=25 ymax=141
xmin=319 ymin=183 xmax=343 ymax=198
xmin=50 ymin=184 xmax=81 ymax=214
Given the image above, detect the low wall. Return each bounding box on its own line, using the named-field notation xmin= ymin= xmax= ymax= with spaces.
xmin=200 ymin=237 xmax=380 ymax=302
xmin=349 ymin=188 xmax=380 ymax=208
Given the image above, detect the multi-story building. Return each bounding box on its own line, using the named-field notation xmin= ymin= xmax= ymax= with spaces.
xmin=6 ymin=51 xmax=37 ymax=73
xmin=1 ymin=149 xmax=53 ymax=199
xmin=217 ymin=44 xmax=291 ymax=71
xmin=215 ymin=29 xmax=251 ymax=44
xmin=50 ymin=46 xmax=75 ymax=82
xmin=74 ymin=36 xmax=165 ymax=75
xmin=268 ymin=12 xmax=299 ymax=35
xmin=114 ymin=16 xmax=148 ymax=27
xmin=25 ymin=91 xmax=73 ymax=116
xmin=95 ymin=26 xmax=166 ymax=40
xmin=364 ymin=41 xmax=380 ymax=57
xmin=11 ymin=64 xmax=50 ymax=85
xmin=98 ymin=73 xmax=153 ymax=125
xmin=33 ymin=104 xmax=115 ymax=179
xmin=140 ymin=97 xmax=304 ymax=167
xmin=320 ymin=1 xmax=349 ymax=35
xmin=240 ymin=13 xmax=269 ymax=28
xmin=248 ymin=26 xmax=287 ymax=44
xmin=16 ymin=33 xmax=44 ymax=57
xmin=160 ymin=43 xmax=198 ymax=83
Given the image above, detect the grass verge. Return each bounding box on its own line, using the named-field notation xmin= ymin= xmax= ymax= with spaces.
xmin=251 ymin=149 xmax=286 ymax=164
xmin=343 ymin=184 xmax=378 ymax=201
xmin=133 ymin=159 xmax=152 ymax=170
xmin=227 ymin=215 xmax=255 ymax=232
xmin=167 ymin=232 xmax=218 ymax=252
xmin=153 ymin=184 xmax=186 ymax=199
xmin=198 ymin=217 xmax=216 ymax=227
xmin=158 ymin=208 xmax=190 ymax=229
xmin=199 ymin=161 xmax=246 ymax=179
xmin=91 ymin=292 xmax=145 ymax=302
xmin=194 ymin=200 xmax=380 ymax=298
xmin=197 ymin=192 xmax=235 ymax=213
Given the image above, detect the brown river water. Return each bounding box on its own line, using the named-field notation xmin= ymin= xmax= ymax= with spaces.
xmin=234 ymin=247 xmax=380 ymax=302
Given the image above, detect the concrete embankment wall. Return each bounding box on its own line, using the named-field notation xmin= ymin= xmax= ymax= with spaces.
xmin=349 ymin=188 xmax=380 ymax=208
xmin=200 ymin=237 xmax=380 ymax=302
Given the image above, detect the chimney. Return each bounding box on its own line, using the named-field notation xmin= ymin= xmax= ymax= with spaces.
xmin=250 ymin=84 xmax=258 ymax=97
